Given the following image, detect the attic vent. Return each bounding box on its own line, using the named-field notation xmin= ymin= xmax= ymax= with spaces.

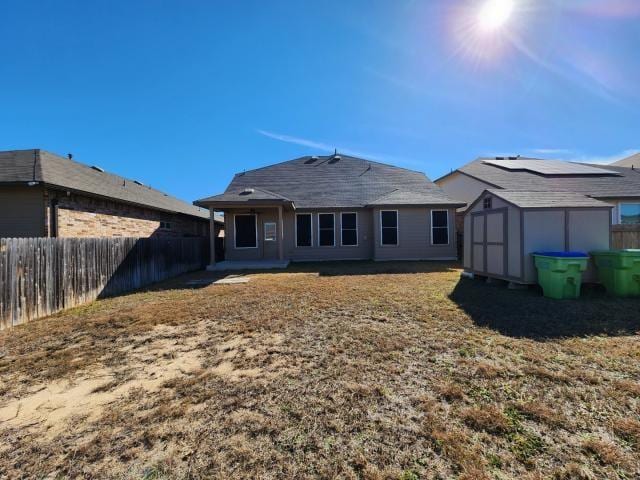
xmin=133 ymin=180 xmax=144 ymax=186
xmin=304 ymin=156 xmax=319 ymax=164
xmin=240 ymin=188 xmax=255 ymax=195
xmin=328 ymin=155 xmax=341 ymax=164
xmin=508 ymin=156 xmax=519 ymax=160
xmin=91 ymin=165 xmax=105 ymax=172
xmin=495 ymin=157 xmax=504 ymax=160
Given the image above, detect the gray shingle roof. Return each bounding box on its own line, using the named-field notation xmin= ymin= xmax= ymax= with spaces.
xmin=612 ymin=153 xmax=640 ymax=169
xmin=0 ymin=149 xmax=215 ymax=221
xmin=488 ymin=190 xmax=613 ymax=209
xmin=449 ymin=157 xmax=640 ymax=199
xmin=196 ymin=155 xmax=463 ymax=208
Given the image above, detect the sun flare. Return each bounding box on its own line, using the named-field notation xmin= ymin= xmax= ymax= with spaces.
xmin=478 ymin=0 xmax=514 ymax=31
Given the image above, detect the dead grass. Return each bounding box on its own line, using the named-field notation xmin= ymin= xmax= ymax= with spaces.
xmin=0 ymin=261 xmax=639 ymax=479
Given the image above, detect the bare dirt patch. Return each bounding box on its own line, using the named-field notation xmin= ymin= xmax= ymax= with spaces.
xmin=0 ymin=261 xmax=639 ymax=479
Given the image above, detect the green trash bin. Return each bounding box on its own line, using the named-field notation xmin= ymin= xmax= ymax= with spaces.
xmin=590 ymin=249 xmax=640 ymax=297
xmin=532 ymin=252 xmax=589 ymax=299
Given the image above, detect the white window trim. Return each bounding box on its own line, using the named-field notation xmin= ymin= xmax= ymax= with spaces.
xmin=233 ymin=213 xmax=258 ymax=249
xmin=430 ymin=209 xmax=450 ymax=246
xmin=340 ymin=212 xmax=358 ymax=247
xmin=318 ymin=212 xmax=336 ymax=247
xmin=618 ymin=202 xmax=640 ymax=225
xmin=380 ymin=210 xmax=399 ymax=246
xmin=295 ymin=213 xmax=313 ymax=247
xmin=264 ymin=221 xmax=277 ymax=241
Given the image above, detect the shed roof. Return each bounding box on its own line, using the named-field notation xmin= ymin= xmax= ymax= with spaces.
xmin=196 ymin=154 xmax=463 ymax=209
xmin=438 ymin=157 xmax=640 ymax=199
xmin=487 ymin=190 xmax=613 ymax=209
xmin=0 ymin=149 xmax=217 ymax=222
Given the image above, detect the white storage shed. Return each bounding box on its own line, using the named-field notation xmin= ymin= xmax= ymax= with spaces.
xmin=463 ymin=190 xmax=613 ymax=284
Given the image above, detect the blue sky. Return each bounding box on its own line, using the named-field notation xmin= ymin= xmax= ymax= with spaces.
xmin=1 ymin=1 xmax=639 ymax=203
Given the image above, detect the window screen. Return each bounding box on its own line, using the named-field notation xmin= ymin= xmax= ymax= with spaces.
xmin=431 ymin=210 xmax=449 ymax=245
xmin=264 ymin=222 xmax=276 ymax=241
xmin=381 ymin=211 xmax=398 ymax=245
xmin=235 ymin=215 xmax=257 ymax=248
xmin=341 ymin=213 xmax=357 ymax=246
xmin=318 ymin=213 xmax=335 ymax=246
xmin=621 ymin=204 xmax=640 ymax=225
xmin=296 ymin=214 xmax=312 ymax=247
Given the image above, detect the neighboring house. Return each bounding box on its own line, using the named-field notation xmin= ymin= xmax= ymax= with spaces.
xmin=435 ymin=157 xmax=640 ymax=227
xmin=0 ymin=149 xmax=223 ymax=240
xmin=611 ymin=152 xmax=640 ymax=169
xmin=195 ymin=154 xmax=464 ymax=268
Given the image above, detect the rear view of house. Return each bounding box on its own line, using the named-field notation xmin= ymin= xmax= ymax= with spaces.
xmin=195 ymin=154 xmax=464 ymax=268
xmin=0 ymin=149 xmax=222 ymax=239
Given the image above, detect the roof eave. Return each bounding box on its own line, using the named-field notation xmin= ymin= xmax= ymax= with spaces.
xmin=41 ymin=183 xmax=210 ymax=221
xmin=194 ymin=198 xmax=294 ymax=209
xmin=366 ymin=202 xmax=466 ymax=208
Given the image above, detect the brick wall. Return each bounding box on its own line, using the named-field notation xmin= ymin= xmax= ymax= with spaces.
xmin=44 ymin=189 xmax=208 ymax=238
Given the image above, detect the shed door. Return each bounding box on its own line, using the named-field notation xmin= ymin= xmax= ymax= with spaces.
xmin=471 ymin=210 xmax=507 ymax=277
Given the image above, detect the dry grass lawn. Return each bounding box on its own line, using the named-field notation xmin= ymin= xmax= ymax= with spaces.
xmin=0 ymin=261 xmax=639 ymax=479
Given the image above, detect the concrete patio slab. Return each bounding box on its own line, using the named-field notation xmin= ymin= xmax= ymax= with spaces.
xmin=208 ymin=260 xmax=290 ymax=271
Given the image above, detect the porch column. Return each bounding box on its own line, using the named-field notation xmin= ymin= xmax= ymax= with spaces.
xmin=208 ymin=207 xmax=216 ymax=268
xmin=278 ymin=205 xmax=284 ymax=261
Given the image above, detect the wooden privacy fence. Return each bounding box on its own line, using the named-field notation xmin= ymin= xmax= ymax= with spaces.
xmin=0 ymin=237 xmax=208 ymax=330
xmin=611 ymin=225 xmax=640 ymax=249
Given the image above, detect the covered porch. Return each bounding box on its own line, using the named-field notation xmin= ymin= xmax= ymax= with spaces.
xmin=194 ymin=190 xmax=293 ymax=271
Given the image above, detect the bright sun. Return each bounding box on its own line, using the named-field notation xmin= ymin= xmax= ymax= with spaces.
xmin=478 ymin=0 xmax=514 ymax=31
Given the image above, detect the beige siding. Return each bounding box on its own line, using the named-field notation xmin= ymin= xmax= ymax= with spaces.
xmin=0 ymin=186 xmax=45 ymax=237
xmin=522 ymin=211 xmax=566 ymax=282
xmin=224 ymin=206 xmax=458 ymax=262
xmin=437 ymin=173 xmax=492 ymax=212
xmin=372 ymin=207 xmax=457 ymax=260
xmin=567 ymin=209 xmax=610 ymax=282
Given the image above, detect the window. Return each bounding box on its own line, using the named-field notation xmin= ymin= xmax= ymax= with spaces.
xmin=296 ymin=213 xmax=312 ymax=247
xmin=483 ymin=197 xmax=492 ymax=210
xmin=380 ymin=210 xmax=398 ymax=246
xmin=620 ymin=204 xmax=640 ymax=224
xmin=264 ymin=222 xmax=277 ymax=241
xmin=341 ymin=212 xmax=358 ymax=246
xmin=431 ymin=210 xmax=449 ymax=245
xmin=160 ymin=221 xmax=172 ymax=229
xmin=318 ymin=213 xmax=335 ymax=246
xmin=234 ymin=214 xmax=257 ymax=248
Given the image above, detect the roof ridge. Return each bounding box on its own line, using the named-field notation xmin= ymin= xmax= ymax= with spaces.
xmin=234 ymin=154 xmax=429 ymax=177
xmin=234 ymin=156 xmax=308 ymax=176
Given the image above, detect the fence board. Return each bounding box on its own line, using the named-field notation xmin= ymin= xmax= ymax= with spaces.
xmin=0 ymin=237 xmax=207 ymax=329
xmin=611 ymin=225 xmax=640 ymax=249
